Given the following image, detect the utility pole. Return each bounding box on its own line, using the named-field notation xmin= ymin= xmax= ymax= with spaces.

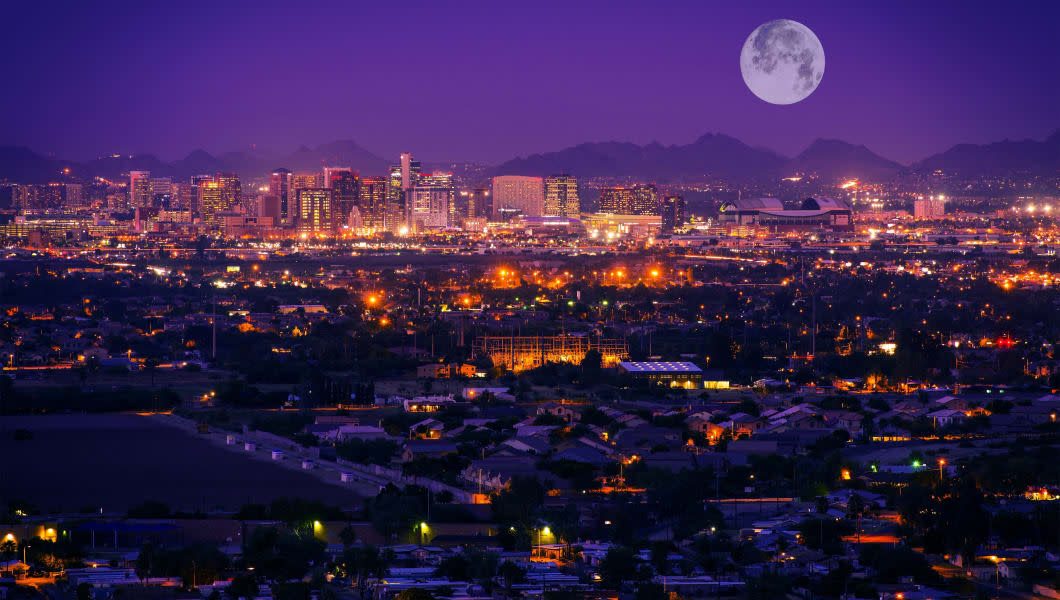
xmin=211 ymin=295 xmax=217 ymax=360
xmin=811 ymin=292 xmax=816 ymax=357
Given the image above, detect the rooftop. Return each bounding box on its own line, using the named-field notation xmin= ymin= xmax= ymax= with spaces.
xmin=618 ymin=361 xmax=702 ymax=373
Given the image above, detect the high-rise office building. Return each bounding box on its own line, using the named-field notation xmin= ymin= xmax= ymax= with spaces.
xmin=198 ymin=180 xmax=227 ymax=226
xmin=468 ymin=186 xmax=491 ymax=220
xmin=598 ymin=184 xmax=658 ymax=215
xmin=150 ymin=178 xmax=172 ymax=208
xmin=63 ymin=183 xmax=83 ymax=208
xmin=270 ymin=168 xmax=294 ymax=224
xmin=129 ymin=171 xmax=152 ymax=207
xmin=358 ymin=176 xmax=388 ymax=229
xmin=385 ymin=153 xmax=421 ymax=232
xmin=198 ymin=173 xmax=242 ymax=226
xmin=257 ymin=195 xmax=281 ymax=221
xmin=297 ymin=188 xmax=333 ymax=235
xmin=913 ymin=196 xmax=946 ymax=219
xmin=386 ymin=165 xmax=404 ymax=231
xmin=544 ymin=175 xmax=579 ymax=218
xmin=189 ymin=174 xmax=213 ymax=213
xmin=661 ymin=194 xmax=686 ymax=232
xmin=215 ymin=172 xmax=241 ymax=212
xmin=408 ymin=172 xmax=453 ymax=231
xmin=399 ymin=153 xmax=421 ymax=190
xmin=492 ymin=175 xmax=544 ymax=219
xmin=172 ymin=182 xmax=196 ymax=211
xmin=293 ymin=173 xmax=321 ymax=190
xmin=328 ymin=170 xmax=359 ymax=227
xmin=323 ymin=167 xmax=352 ymax=188
xmin=290 ymin=174 xmax=321 ymax=222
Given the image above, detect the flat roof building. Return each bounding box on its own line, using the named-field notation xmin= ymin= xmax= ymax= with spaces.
xmin=618 ymin=361 xmax=703 ymax=388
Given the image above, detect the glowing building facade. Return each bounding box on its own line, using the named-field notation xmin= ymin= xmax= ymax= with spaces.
xmin=544 ymin=174 xmax=579 ymax=218
xmin=474 ymin=335 xmax=627 ymax=373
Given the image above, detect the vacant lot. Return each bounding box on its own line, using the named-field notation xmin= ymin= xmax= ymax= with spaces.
xmin=1 ymin=414 xmax=363 ymax=514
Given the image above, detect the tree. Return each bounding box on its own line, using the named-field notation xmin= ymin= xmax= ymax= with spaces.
xmin=633 ymin=583 xmax=667 ymax=600
xmin=144 ymin=357 xmax=160 ymax=386
xmin=341 ymin=545 xmax=390 ymax=599
xmin=599 ymin=546 xmax=639 ymax=590
xmin=847 ymin=493 xmax=866 ymax=546
xmin=491 ymin=477 xmax=547 ymax=525
xmin=497 ymin=561 xmax=526 ymax=597
xmin=228 ymin=572 xmax=258 ymax=600
xmin=435 ymin=554 xmax=471 ymax=581
xmin=369 ymin=486 xmax=426 ymax=542
xmin=541 ymin=505 xmax=580 ymax=557
xmin=273 ymin=582 xmax=311 ymax=600
xmin=135 ymin=542 xmax=154 ymax=584
xmin=649 ymin=541 xmax=672 ymax=575
xmin=395 ymin=589 xmax=434 ymax=600
xmin=243 ymin=526 xmax=325 ymax=581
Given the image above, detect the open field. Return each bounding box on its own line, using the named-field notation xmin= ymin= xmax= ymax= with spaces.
xmin=0 ymin=414 xmax=365 ymax=514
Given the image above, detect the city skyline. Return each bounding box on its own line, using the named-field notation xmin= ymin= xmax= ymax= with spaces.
xmin=3 ymin=1 xmax=1059 ymax=164
xmin=5 ymin=4 xmax=1060 ymax=599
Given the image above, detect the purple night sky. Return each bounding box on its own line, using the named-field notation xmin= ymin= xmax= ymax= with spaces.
xmin=3 ymin=0 xmax=1058 ymax=165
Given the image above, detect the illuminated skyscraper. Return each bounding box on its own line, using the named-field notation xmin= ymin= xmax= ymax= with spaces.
xmin=189 ymin=174 xmax=211 ymax=209
xmin=270 ymin=168 xmax=293 ymax=224
xmin=323 ymin=166 xmax=352 ymax=188
xmin=913 ymin=196 xmax=946 ymax=219
xmin=215 ymin=172 xmax=242 ymax=213
xmin=544 ymin=174 xmax=579 ymax=218
xmin=293 ymin=173 xmax=321 ymax=190
xmin=358 ymin=176 xmax=388 ymax=229
xmin=129 ymin=171 xmax=152 ymax=207
xmin=297 ymin=188 xmax=333 ymax=235
xmin=198 ymin=173 xmax=242 ymax=227
xmin=399 ymin=153 xmax=420 ymax=190
xmin=468 ymin=186 xmax=491 ymax=219
xmin=198 ymin=180 xmax=226 ymax=226
xmin=408 ymin=172 xmax=453 ymax=231
xmin=290 ymin=174 xmax=321 ymax=222
xmin=492 ymin=175 xmax=544 ymax=219
xmin=172 ymin=182 xmax=197 ymax=211
xmin=598 ymin=184 xmax=658 ymax=215
xmin=327 ymin=170 xmax=358 ymax=226
xmin=150 ymin=178 xmax=172 ymax=208
xmin=386 ymin=153 xmax=421 ymax=232
xmin=660 ymin=194 xmax=686 ymax=232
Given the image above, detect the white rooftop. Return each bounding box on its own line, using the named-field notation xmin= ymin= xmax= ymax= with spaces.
xmin=618 ymin=361 xmax=702 ymax=373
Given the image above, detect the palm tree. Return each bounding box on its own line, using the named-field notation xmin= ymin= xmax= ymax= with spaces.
xmin=846 ymin=493 xmax=865 ymax=546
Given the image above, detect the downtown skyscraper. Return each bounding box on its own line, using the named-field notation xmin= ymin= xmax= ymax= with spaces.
xmin=297 ymin=188 xmax=333 ymax=235
xmin=492 ymin=175 xmax=544 ymax=220
xmin=195 ymin=173 xmax=242 ymax=227
xmin=544 ymin=175 xmax=580 ymax=218
xmin=598 ymin=184 xmax=658 ymax=215
xmin=386 ymin=153 xmax=421 ymax=232
xmin=270 ymin=168 xmax=294 ymax=224
xmin=358 ymin=176 xmax=387 ymax=230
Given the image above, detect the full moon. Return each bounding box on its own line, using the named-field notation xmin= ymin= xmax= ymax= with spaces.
xmin=740 ymin=19 xmax=825 ymax=105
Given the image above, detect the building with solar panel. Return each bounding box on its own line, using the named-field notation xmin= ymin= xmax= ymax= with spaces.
xmin=617 ymin=361 xmax=703 ymax=388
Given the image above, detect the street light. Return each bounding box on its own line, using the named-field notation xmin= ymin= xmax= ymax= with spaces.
xmin=535 ymin=525 xmax=550 ymax=559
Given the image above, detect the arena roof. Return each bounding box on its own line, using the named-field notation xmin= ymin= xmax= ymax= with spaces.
xmin=618 ymin=361 xmax=703 ymax=373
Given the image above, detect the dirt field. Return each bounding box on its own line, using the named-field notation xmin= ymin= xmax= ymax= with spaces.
xmin=0 ymin=414 xmax=365 ymax=514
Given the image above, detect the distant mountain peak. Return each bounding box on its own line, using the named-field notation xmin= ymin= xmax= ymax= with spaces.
xmin=183 ymin=148 xmax=215 ymax=160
